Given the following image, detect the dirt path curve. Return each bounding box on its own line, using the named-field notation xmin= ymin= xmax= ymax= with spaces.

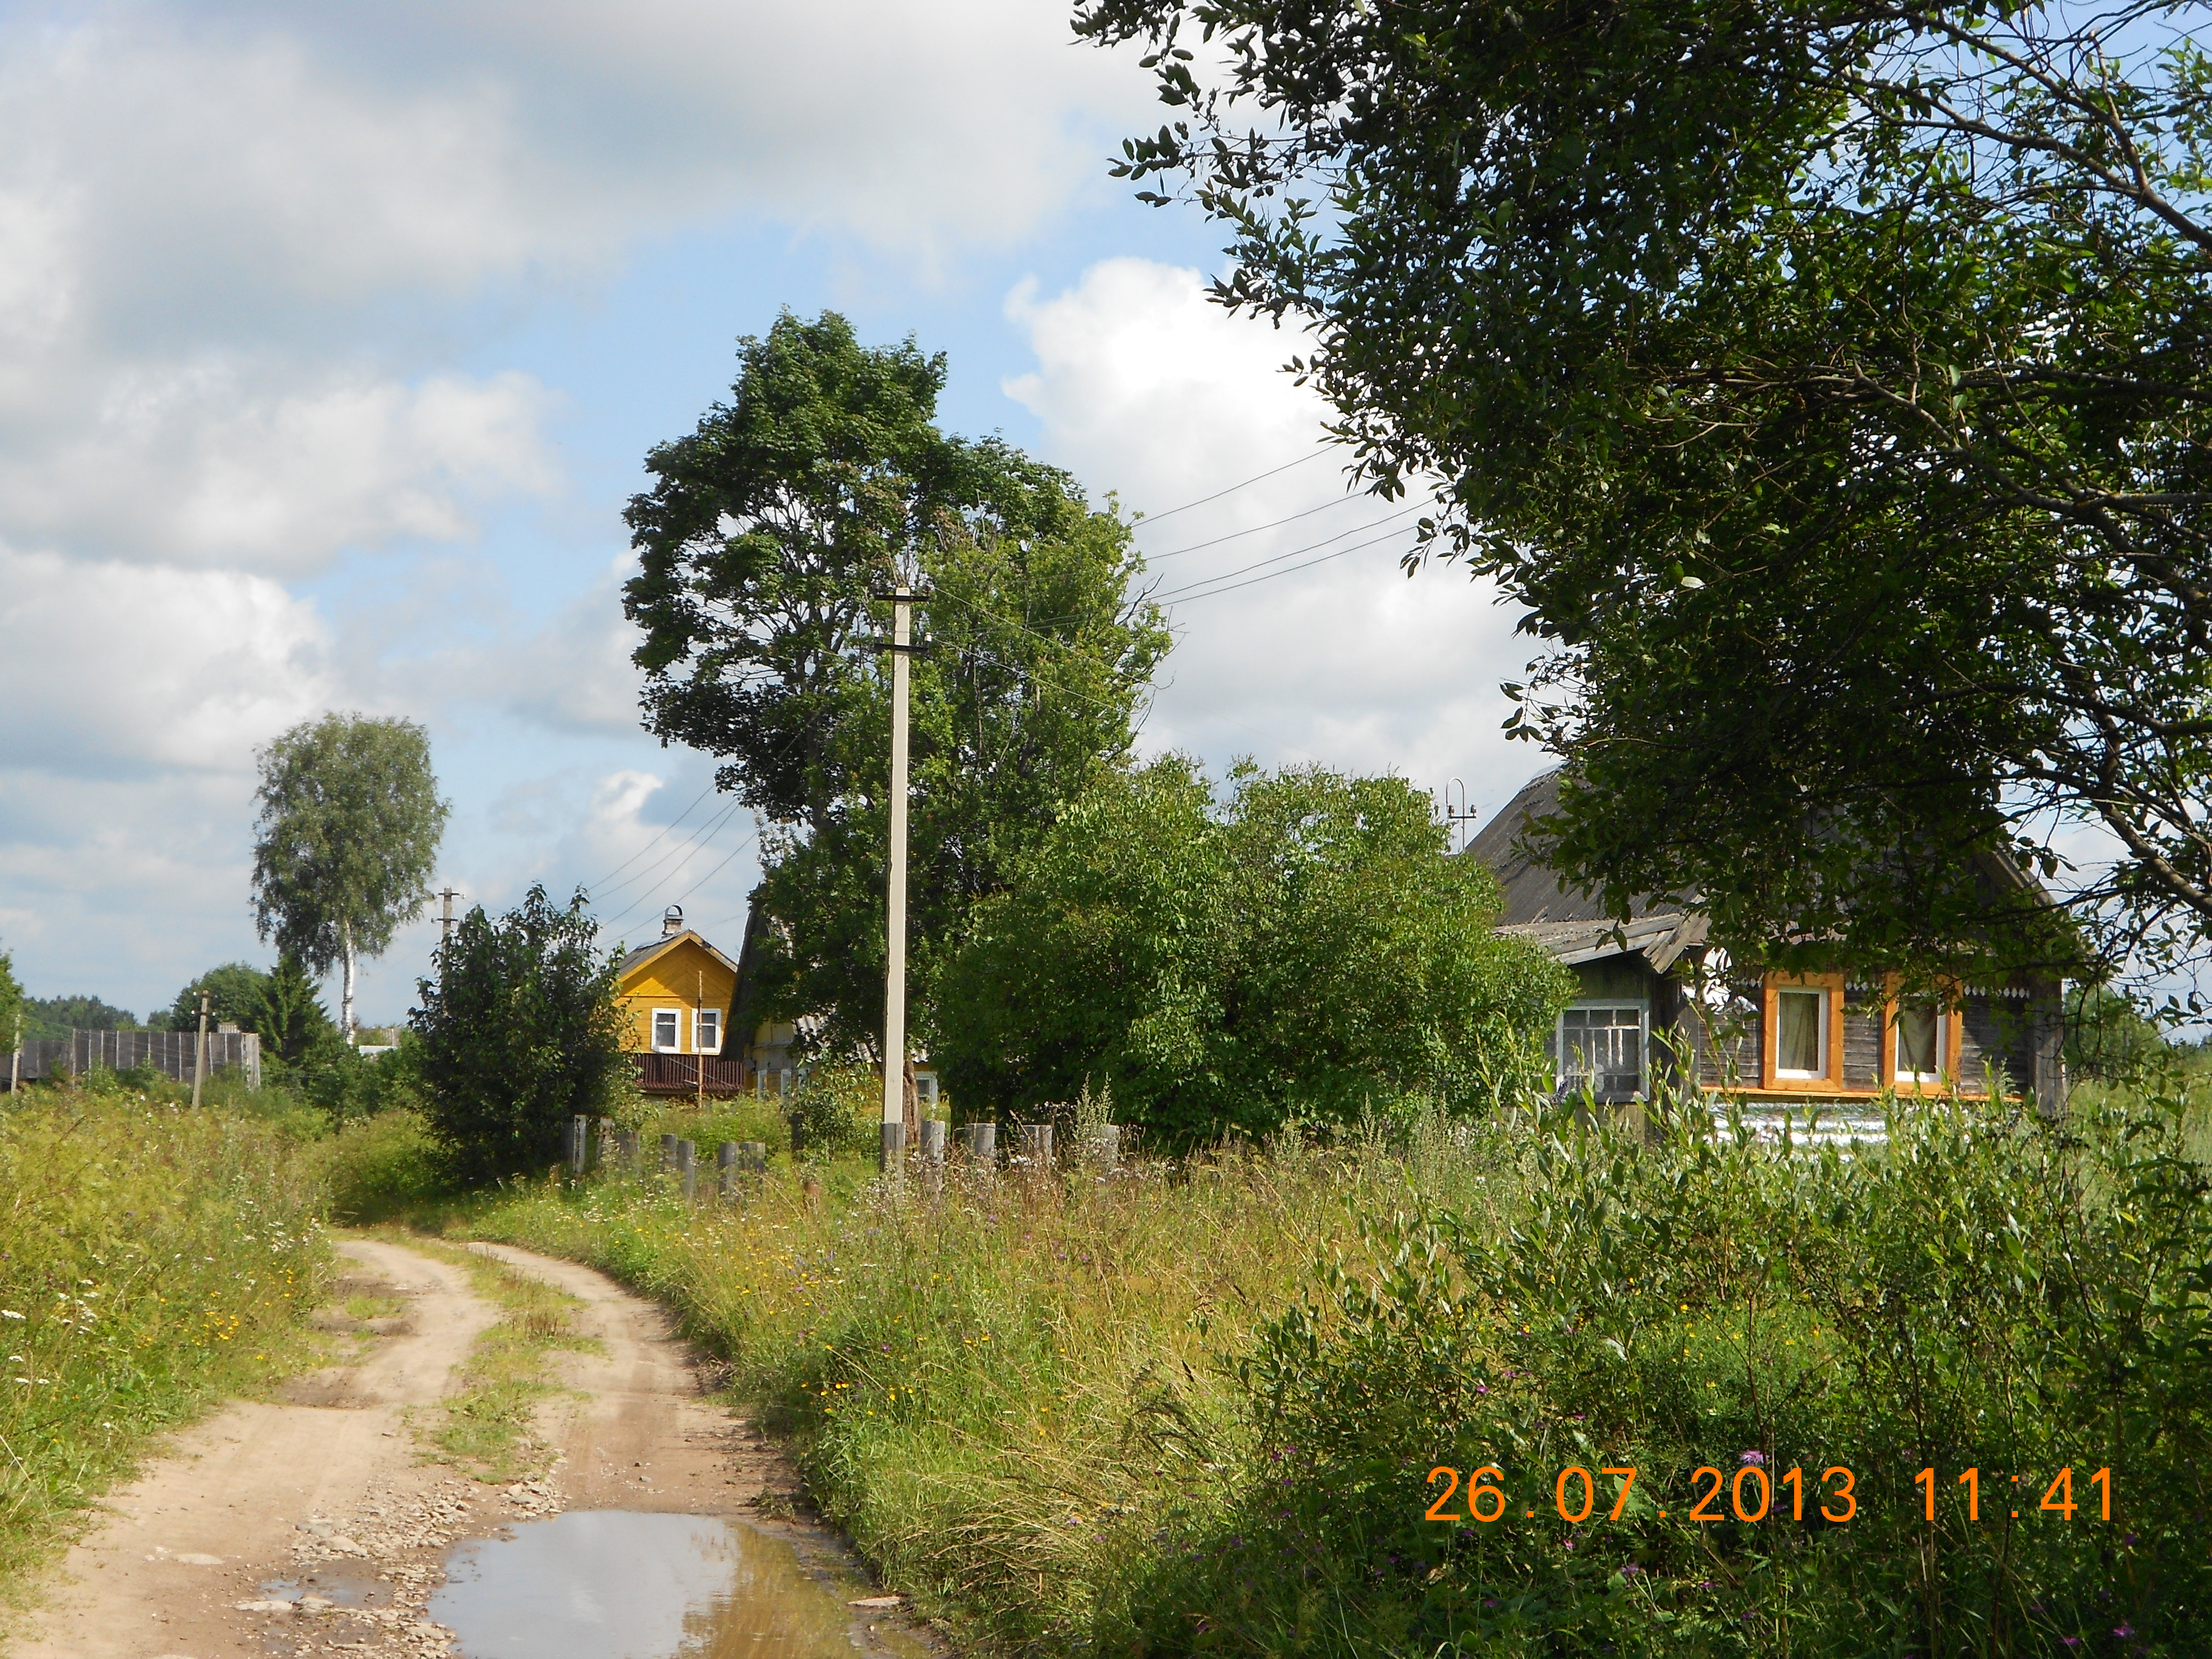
xmin=460 ymin=1243 xmax=788 ymax=1515
xmin=5 ymin=1236 xmax=916 ymax=1659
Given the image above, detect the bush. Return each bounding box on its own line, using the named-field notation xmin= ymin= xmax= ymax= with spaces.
xmin=1155 ymin=1094 xmax=2212 ymax=1654
xmin=411 ymin=885 xmax=628 ymax=1182
xmin=786 ymin=1059 xmax=882 ymax=1161
xmin=936 ymin=760 xmax=1570 ymax=1143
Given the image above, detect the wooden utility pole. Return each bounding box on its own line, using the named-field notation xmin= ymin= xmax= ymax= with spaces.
xmin=439 ymin=887 xmax=460 ymax=946
xmin=696 ymin=968 xmax=707 ymax=1111
xmin=8 ymin=1014 xmax=18 ymax=1096
xmin=190 ymin=990 xmax=210 ymax=1110
xmin=879 ymin=584 xmax=917 ymax=1173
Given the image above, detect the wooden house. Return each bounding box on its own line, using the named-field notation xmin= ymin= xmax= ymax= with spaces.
xmin=614 ymin=907 xmax=747 ymax=1095
xmin=1465 ymin=771 xmax=2067 ymax=1109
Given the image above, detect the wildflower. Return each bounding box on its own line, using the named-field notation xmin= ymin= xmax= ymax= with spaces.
xmin=2114 ymin=1626 xmax=2134 ymax=1640
xmin=1739 ymin=1451 xmax=1766 ymax=1467
xmin=1620 ymin=1562 xmax=1642 ymax=1578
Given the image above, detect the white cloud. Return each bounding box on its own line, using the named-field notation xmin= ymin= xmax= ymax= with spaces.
xmin=0 ymin=544 xmax=333 ymax=775
xmin=1005 ymin=258 xmax=1541 ymax=826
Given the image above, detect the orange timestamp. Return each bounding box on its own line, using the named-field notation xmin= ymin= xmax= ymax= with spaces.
xmin=1422 ymin=1463 xmax=2114 ymax=1526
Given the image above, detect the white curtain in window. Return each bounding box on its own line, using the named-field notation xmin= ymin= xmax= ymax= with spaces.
xmin=1776 ymin=989 xmax=1823 ymax=1075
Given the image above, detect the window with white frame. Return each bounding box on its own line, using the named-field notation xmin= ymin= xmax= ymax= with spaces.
xmin=1893 ymin=999 xmax=1942 ymax=1083
xmin=1555 ymin=1003 xmax=1647 ymax=1098
xmin=695 ymin=1008 xmax=721 ymax=1054
xmin=651 ymin=1008 xmax=680 ymax=1052
xmin=1775 ymin=988 xmax=1825 ymax=1077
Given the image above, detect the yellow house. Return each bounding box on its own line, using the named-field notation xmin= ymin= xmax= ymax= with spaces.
xmin=615 ymin=907 xmax=742 ymax=1092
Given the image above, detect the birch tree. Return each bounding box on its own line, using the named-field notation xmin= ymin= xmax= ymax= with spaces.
xmin=251 ymin=713 xmax=448 ymax=1036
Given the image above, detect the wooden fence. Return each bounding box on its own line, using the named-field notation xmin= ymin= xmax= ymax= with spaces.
xmin=6 ymin=1029 xmax=263 ymax=1091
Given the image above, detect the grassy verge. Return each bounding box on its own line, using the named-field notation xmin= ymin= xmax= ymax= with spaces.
xmin=457 ymin=1122 xmax=1512 ymax=1651
xmin=374 ymin=1231 xmax=597 ymax=1483
xmin=0 ymin=1074 xmax=330 ymax=1601
xmin=437 ymin=1086 xmax=2212 ymax=1657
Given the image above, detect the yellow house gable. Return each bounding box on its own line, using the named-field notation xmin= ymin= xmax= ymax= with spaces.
xmin=614 ymin=932 xmax=740 ymax=1056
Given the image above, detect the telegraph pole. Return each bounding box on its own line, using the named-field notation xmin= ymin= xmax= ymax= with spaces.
xmin=439 ymin=887 xmax=460 ymax=945
xmin=879 ymin=584 xmax=917 ymax=1173
xmin=190 ymin=989 xmax=210 ymax=1110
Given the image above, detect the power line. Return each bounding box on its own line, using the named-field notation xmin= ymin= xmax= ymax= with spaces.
xmin=593 ymin=804 xmax=752 ymax=935
xmin=1136 ymin=489 xmax=1373 ymax=562
xmin=1160 ymin=526 xmax=1418 ymax=605
xmin=589 ymin=796 xmax=744 ymax=908
xmin=1147 ymin=503 xmax=1428 ymax=602
xmin=1133 ymin=449 xmax=1334 ymax=526
xmin=580 ymin=775 xmax=719 ymax=896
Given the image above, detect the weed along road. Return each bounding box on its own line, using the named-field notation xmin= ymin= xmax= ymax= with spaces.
xmin=7 ymin=1236 xmax=932 ymax=1659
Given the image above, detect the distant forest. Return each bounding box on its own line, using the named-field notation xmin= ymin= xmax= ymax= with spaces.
xmin=19 ymin=995 xmax=146 ymax=1043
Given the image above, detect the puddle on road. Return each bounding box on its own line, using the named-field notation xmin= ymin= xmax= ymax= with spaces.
xmin=430 ymin=1510 xmax=926 ymax=1658
xmin=254 ymin=1561 xmax=390 ymax=1608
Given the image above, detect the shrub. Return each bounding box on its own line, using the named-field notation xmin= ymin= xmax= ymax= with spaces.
xmin=1153 ymin=1094 xmax=2212 ymax=1654
xmin=936 ymin=760 xmax=1570 ymax=1143
xmin=410 ymin=885 xmax=628 ymax=1181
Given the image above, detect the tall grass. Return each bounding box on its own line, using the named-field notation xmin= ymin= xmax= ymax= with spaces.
xmin=462 ymin=1119 xmax=1524 ymax=1650
xmin=0 ymin=1072 xmax=330 ymax=1595
xmin=453 ymin=1084 xmax=2212 ymax=1656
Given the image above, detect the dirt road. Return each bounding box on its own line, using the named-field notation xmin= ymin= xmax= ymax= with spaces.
xmin=6 ymin=1236 xmax=897 ymax=1659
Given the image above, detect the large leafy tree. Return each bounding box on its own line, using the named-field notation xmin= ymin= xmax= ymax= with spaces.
xmin=163 ymin=960 xmax=334 ymax=1064
xmin=625 ymin=311 xmax=1168 ymax=1052
xmin=252 ymin=713 xmax=449 ymax=1036
xmin=1077 ymin=0 xmax=2212 ymax=980
xmin=411 ymin=885 xmax=627 ymax=1180
xmin=935 ymin=760 xmax=1570 ymax=1142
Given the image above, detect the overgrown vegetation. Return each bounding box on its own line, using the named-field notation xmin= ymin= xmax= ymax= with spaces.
xmin=449 ymin=1075 xmax=2212 ymax=1656
xmin=0 ymin=1072 xmax=329 ymax=1597
xmin=938 ymin=760 xmax=1571 ymax=1140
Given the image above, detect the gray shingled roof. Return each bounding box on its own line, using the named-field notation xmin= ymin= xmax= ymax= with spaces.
xmin=1464 ymin=770 xmax=1707 ymax=971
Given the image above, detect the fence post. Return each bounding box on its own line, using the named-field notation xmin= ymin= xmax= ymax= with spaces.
xmin=717 ymin=1141 xmax=738 ymax=1200
xmin=740 ymin=1140 xmax=766 ymax=1173
xmin=568 ymin=1116 xmax=589 ymax=1174
xmin=918 ymin=1119 xmax=946 ymax=1163
xmin=677 ymin=1139 xmax=697 ymax=1202
xmin=954 ymin=1122 xmax=997 ymax=1165
xmin=1079 ymin=1123 xmax=1121 ymax=1172
xmin=659 ymin=1132 xmax=678 ymax=1175
xmin=1017 ymin=1123 xmax=1053 ymax=1167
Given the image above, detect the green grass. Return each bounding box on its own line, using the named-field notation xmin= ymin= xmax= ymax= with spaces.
xmin=387 ymin=1232 xmax=598 ymax=1483
xmin=457 ymin=1119 xmax=1509 ymax=1651
xmin=437 ymin=1085 xmax=2212 ymax=1657
xmin=0 ymin=1072 xmax=331 ymax=1603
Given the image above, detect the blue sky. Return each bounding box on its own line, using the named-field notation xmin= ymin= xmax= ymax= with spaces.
xmin=0 ymin=1 xmax=1538 ymax=1026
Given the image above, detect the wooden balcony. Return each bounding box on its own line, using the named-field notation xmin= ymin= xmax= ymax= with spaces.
xmin=632 ymin=1052 xmax=752 ymax=1096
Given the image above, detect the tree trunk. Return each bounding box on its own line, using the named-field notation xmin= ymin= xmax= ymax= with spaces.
xmin=902 ymin=1052 xmax=920 ymax=1143
xmin=341 ymin=925 xmax=356 ymax=1040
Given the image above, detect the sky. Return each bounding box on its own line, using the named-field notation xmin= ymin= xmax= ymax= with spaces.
xmin=0 ymin=0 xmax=1539 ymax=1027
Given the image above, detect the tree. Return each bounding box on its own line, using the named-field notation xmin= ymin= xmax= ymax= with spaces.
xmin=935 ymin=759 xmax=1571 ymax=1142
xmin=0 ymin=946 xmax=22 ymax=1059
xmin=252 ymin=713 xmax=449 ymax=1036
xmin=625 ymin=311 xmax=1168 ymax=1052
xmin=1077 ymin=1 xmax=2209 ymax=980
xmin=162 ymin=963 xmax=266 ymax=1032
xmin=164 ymin=959 xmax=333 ymax=1063
xmin=21 ymin=994 xmax=139 ymax=1040
xmin=410 ymin=885 xmax=628 ymax=1181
